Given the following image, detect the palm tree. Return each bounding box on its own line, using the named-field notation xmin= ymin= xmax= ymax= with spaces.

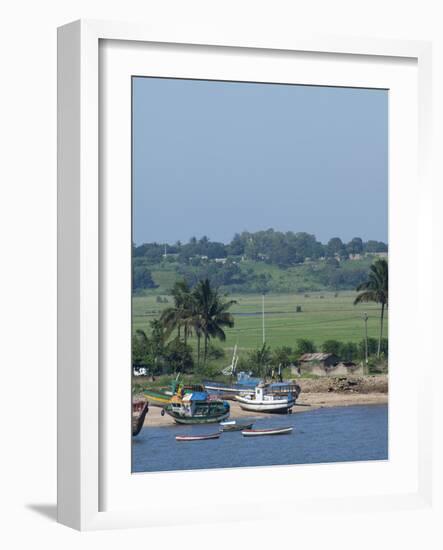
xmin=354 ymin=258 xmax=388 ymax=357
xmin=192 ymin=279 xmax=236 ymax=366
xmin=160 ymin=280 xmax=193 ymax=341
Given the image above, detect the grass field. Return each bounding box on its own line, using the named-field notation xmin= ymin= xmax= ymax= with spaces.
xmin=132 ymin=290 xmax=387 ymax=354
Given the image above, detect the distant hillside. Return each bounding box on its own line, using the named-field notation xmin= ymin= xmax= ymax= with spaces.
xmin=133 ymin=256 xmax=387 ymax=295
xmin=133 ymin=229 xmax=387 ymax=294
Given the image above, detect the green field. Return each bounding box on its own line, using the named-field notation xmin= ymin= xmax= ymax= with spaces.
xmin=132 ymin=290 xmax=387 ymax=353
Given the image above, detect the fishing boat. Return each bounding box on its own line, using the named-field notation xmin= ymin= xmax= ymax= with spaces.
xmin=205 ymin=376 xmax=301 ymax=399
xmin=221 ymin=422 xmax=253 ymax=432
xmin=143 ymin=380 xmax=230 ymax=424
xmin=235 ymin=384 xmax=295 ymax=413
xmin=144 ymin=381 xmax=211 ymax=407
xmin=241 ymin=426 xmax=293 ymax=437
xmin=143 ymin=388 xmax=172 ymax=407
xmin=175 ymin=432 xmax=221 ymax=441
xmin=166 ymin=390 xmax=230 ymax=424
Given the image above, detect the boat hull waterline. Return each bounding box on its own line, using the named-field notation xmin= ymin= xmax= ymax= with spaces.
xmin=242 ymin=427 xmax=293 ymax=436
xmin=167 ymin=410 xmax=230 ymax=424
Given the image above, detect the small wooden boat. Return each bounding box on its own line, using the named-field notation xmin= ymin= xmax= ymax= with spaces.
xmin=175 ymin=432 xmax=221 ymax=441
xmin=241 ymin=426 xmax=293 ymax=437
xmin=221 ymin=422 xmax=253 ymax=432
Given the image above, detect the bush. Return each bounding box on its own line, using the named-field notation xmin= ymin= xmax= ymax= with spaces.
xmin=132 ymin=267 xmax=158 ymax=290
xmin=164 ymin=339 xmax=194 ymax=374
xmin=357 ymin=337 xmax=388 ymax=359
xmin=295 ymin=338 xmax=316 ymax=357
xmin=322 ymin=340 xmax=342 ymax=356
xmin=206 ymin=344 xmax=226 ymax=360
xmin=272 ymin=346 xmax=294 ymax=368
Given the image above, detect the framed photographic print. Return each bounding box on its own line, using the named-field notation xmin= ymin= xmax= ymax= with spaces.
xmin=57 ymin=20 xmax=434 ymax=531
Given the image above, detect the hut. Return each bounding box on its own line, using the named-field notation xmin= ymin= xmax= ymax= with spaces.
xmin=299 ymin=353 xmax=340 ymax=369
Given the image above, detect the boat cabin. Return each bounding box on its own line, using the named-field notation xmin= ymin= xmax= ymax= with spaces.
xmin=252 ymin=385 xmax=293 ymax=402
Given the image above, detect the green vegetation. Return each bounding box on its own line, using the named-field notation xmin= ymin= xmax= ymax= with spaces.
xmin=132 ymin=230 xmax=388 ymax=295
xmin=131 ymin=233 xmax=389 ymax=378
xmin=134 ymin=278 xmax=236 ymax=373
xmin=159 ymin=279 xmax=235 ymax=366
xmin=133 ymin=289 xmax=388 ymax=372
xmin=354 ymin=258 xmax=388 ymax=357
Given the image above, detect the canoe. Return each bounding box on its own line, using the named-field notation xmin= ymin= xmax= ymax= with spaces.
xmin=222 ymin=423 xmax=253 ymax=432
xmin=241 ymin=426 xmax=293 ymax=437
xmin=175 ymin=433 xmax=221 ymax=441
xmin=220 ymin=420 xmax=236 ymax=426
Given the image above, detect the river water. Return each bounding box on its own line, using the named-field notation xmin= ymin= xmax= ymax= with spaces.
xmin=132 ymin=404 xmax=388 ymax=473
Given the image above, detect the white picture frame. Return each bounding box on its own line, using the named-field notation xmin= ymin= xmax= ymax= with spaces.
xmin=57 ymin=19 xmax=434 ymax=531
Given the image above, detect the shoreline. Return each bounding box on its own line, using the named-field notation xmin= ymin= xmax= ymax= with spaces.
xmin=140 ymin=392 xmax=388 ymax=428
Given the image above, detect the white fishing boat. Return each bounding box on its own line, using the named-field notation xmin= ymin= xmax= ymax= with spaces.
xmin=235 ymin=384 xmax=295 ymax=413
xmin=241 ymin=426 xmax=293 ymax=437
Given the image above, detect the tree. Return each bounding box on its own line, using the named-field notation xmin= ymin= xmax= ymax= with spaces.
xmin=132 ymin=330 xmax=150 ymax=365
xmin=322 ymin=339 xmax=342 ymax=356
xmin=255 ymin=273 xmax=271 ymax=294
xmin=228 ymin=233 xmax=245 ymax=256
xmin=347 ymin=237 xmax=363 ymax=255
xmin=340 ymin=342 xmax=359 ymax=361
xmin=326 ymin=237 xmax=344 ymax=258
xmin=131 ymin=321 xmax=167 ymax=374
xmin=247 ymin=343 xmax=272 ymax=378
xmin=354 ymin=259 xmax=388 ymax=357
xmin=191 ymin=279 xmax=236 ymax=366
xmin=164 ymin=338 xmax=194 ymax=374
xmin=132 ymin=267 xmax=158 ymax=290
xmin=272 ymin=346 xmax=294 ymax=369
xmin=364 ymin=240 xmax=388 ymax=253
xmin=295 ymin=338 xmax=316 ymax=357
xmin=160 ymin=280 xmax=194 ymax=342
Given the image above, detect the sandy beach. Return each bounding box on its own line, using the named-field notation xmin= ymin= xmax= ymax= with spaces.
xmin=140 ymin=390 xmax=388 ymax=427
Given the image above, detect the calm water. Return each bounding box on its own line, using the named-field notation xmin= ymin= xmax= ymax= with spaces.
xmin=132 ymin=404 xmax=388 ymax=473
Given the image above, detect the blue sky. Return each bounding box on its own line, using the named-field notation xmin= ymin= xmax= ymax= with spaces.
xmin=132 ymin=77 xmax=388 ymax=246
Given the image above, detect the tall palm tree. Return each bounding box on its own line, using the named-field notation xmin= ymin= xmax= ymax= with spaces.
xmin=192 ymin=279 xmax=236 ymax=366
xmin=354 ymin=258 xmax=388 ymax=357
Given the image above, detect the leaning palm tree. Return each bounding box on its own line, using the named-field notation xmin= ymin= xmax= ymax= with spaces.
xmin=354 ymin=258 xmax=388 ymax=357
xmin=192 ymin=279 xmax=236 ymax=366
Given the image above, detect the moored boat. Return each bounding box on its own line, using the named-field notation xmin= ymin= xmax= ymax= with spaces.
xmin=175 ymin=432 xmax=221 ymax=441
xmin=241 ymin=426 xmax=293 ymax=436
xmin=235 ymin=384 xmax=295 ymax=413
xmin=166 ymin=386 xmax=230 ymax=424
